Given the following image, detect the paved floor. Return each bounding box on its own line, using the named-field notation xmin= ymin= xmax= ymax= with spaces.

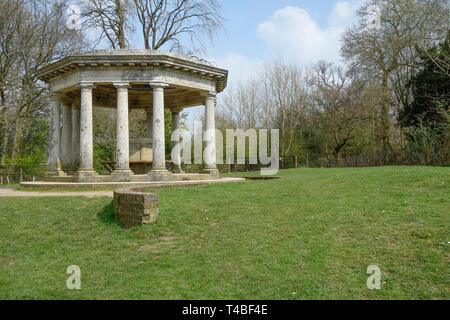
xmin=20 ymin=177 xmax=244 ymax=189
xmin=0 ymin=188 xmax=113 ymax=198
xmin=1 ymin=177 xmax=245 ymax=197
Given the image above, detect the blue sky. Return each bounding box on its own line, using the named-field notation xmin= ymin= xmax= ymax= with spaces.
xmin=78 ymin=0 xmax=365 ymax=120
xmin=178 ymin=0 xmax=364 ymax=121
xmin=210 ymin=0 xmax=348 ymax=58
xmin=79 ymin=0 xmax=365 ymax=84
xmin=207 ymin=0 xmax=363 ymax=83
xmin=113 ymin=0 xmax=364 ymax=84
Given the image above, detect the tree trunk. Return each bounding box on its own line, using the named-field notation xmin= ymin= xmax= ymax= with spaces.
xmin=10 ymin=113 xmax=24 ymax=165
xmin=115 ymin=0 xmax=127 ymax=49
xmin=0 ymin=123 xmax=9 ymax=164
xmin=381 ymin=76 xmax=392 ymax=164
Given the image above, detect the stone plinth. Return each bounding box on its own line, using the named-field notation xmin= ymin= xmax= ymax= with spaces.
xmin=113 ymin=187 xmax=159 ymax=228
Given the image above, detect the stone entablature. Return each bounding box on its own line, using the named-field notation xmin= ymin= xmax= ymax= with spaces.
xmin=38 ymin=49 xmax=227 ymax=90
xmin=37 ymin=49 xmax=227 ymax=109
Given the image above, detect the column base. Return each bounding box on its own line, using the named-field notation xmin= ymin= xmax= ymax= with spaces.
xmin=46 ymin=170 xmax=67 ymax=177
xmin=149 ymin=169 xmax=172 ymax=181
xmin=65 ymin=170 xmax=77 ymax=176
xmin=74 ymin=170 xmax=99 ymax=183
xmin=111 ymin=169 xmax=134 ymax=182
xmin=47 ymin=159 xmax=67 ymax=177
xmin=201 ymin=168 xmax=220 ymax=179
xmin=171 ymin=163 xmax=185 ymax=174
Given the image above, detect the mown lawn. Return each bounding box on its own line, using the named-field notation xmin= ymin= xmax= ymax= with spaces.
xmin=0 ymin=166 xmax=448 ymax=299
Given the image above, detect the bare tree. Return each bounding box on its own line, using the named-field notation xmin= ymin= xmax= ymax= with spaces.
xmin=422 ymin=31 xmax=450 ymax=78
xmin=133 ymin=0 xmax=224 ymax=52
xmin=0 ymin=0 xmax=25 ymax=163
xmin=261 ymin=62 xmax=308 ymax=160
xmin=341 ymin=0 xmax=449 ymax=163
xmin=0 ymin=0 xmax=86 ymax=165
xmin=308 ymin=62 xmax=372 ymax=162
xmin=80 ymin=0 xmax=134 ymax=49
xmin=218 ymin=80 xmax=262 ymax=130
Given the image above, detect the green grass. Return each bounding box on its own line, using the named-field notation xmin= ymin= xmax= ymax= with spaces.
xmin=0 ymin=166 xmax=448 ymax=299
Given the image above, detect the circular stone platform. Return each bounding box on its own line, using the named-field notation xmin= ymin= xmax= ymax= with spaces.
xmin=20 ymin=177 xmax=245 ymax=190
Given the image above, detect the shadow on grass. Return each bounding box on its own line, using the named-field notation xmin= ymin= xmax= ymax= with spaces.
xmin=97 ymin=202 xmax=123 ymax=227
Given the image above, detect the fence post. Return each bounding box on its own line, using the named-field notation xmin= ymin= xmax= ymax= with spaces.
xmin=20 ymin=167 xmax=23 ymax=183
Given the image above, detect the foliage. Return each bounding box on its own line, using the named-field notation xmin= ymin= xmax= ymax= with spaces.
xmin=400 ymin=33 xmax=450 ymax=165
xmin=1 ymin=0 xmax=449 ymax=175
xmin=341 ymin=0 xmax=449 ymax=163
xmin=0 ymin=0 xmax=86 ymax=166
xmin=14 ymin=154 xmax=48 ymax=178
xmin=93 ymin=143 xmax=115 ymax=174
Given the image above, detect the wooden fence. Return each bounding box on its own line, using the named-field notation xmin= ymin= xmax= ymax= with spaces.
xmin=0 ymin=164 xmax=47 ymax=185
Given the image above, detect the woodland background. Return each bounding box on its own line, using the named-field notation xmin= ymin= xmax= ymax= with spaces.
xmin=0 ymin=0 xmax=448 ymax=181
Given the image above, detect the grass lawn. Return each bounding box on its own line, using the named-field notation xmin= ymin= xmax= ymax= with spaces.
xmin=0 ymin=166 xmax=448 ymax=299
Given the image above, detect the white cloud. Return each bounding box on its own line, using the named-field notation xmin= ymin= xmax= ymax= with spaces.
xmin=212 ymin=53 xmax=264 ymax=85
xmin=256 ymin=1 xmax=362 ymax=65
xmin=328 ymin=1 xmax=360 ymax=28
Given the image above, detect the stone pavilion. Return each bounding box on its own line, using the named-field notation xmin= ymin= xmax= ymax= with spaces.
xmin=37 ymin=49 xmax=228 ymax=183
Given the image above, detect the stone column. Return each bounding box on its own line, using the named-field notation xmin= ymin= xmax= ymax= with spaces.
xmin=202 ymin=91 xmax=219 ymax=176
xmin=61 ymin=103 xmax=73 ymax=173
xmin=146 ymin=109 xmax=153 ymax=140
xmin=47 ymin=93 xmax=65 ymax=176
xmin=171 ymin=110 xmax=184 ymax=173
xmin=149 ymin=81 xmax=169 ymax=175
xmin=71 ymin=102 xmax=81 ymax=172
xmin=112 ymin=82 xmax=133 ymax=178
xmin=76 ymin=82 xmax=97 ymax=181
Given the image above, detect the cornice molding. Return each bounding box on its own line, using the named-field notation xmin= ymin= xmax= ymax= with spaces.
xmin=37 ymin=51 xmax=228 ymax=93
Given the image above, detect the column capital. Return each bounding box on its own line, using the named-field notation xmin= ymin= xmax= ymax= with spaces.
xmin=202 ymin=91 xmax=217 ymax=99
xmin=149 ymin=81 xmax=169 ymax=89
xmin=113 ymin=81 xmax=130 ymax=88
xmin=77 ymin=82 xmax=95 ymax=90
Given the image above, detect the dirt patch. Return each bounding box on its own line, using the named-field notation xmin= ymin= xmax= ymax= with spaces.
xmin=139 ymin=236 xmax=177 ymax=252
xmin=0 ymin=258 xmax=17 ymax=265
